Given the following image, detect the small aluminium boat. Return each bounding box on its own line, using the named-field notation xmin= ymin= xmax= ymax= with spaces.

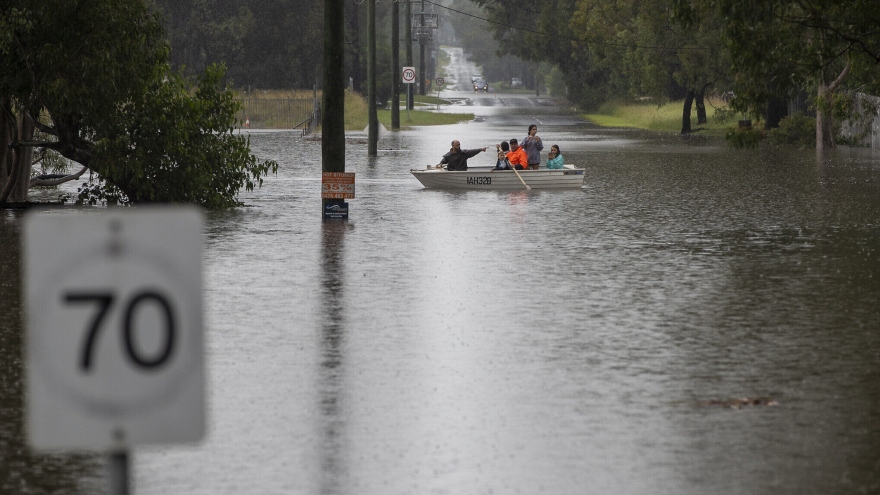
xmin=410 ymin=165 xmax=585 ymax=190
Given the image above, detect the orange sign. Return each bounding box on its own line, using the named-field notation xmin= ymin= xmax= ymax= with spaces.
xmin=321 ymin=172 xmax=355 ymax=199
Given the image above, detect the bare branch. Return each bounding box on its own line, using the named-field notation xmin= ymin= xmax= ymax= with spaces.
xmin=828 ymin=57 xmax=852 ymax=92
xmin=29 ymin=166 xmax=88 ymax=187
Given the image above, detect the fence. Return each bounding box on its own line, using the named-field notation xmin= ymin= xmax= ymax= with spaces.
xmin=236 ymin=97 xmax=321 ymax=135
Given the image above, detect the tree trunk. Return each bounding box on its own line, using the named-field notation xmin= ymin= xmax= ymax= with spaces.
xmin=764 ymin=96 xmax=788 ymax=130
xmin=816 ymin=83 xmax=834 ymax=151
xmin=696 ymin=86 xmax=707 ymax=125
xmin=681 ymin=89 xmax=695 ymax=134
xmin=816 ymin=60 xmax=851 ymax=151
xmin=11 ymin=114 xmax=35 ymax=202
xmin=0 ymin=98 xmax=8 ymax=188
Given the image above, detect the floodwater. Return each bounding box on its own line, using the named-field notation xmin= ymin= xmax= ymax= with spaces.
xmin=3 ymin=96 xmax=880 ymax=495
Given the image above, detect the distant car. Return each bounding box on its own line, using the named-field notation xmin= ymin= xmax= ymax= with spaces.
xmin=473 ymin=79 xmax=488 ymax=92
xmin=511 ymin=77 xmax=523 ymax=87
xmin=471 ymin=74 xmax=482 ymax=83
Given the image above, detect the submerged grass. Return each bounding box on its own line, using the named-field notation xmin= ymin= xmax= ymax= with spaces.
xmin=236 ymin=89 xmax=473 ymax=130
xmin=346 ymin=91 xmax=473 ymax=130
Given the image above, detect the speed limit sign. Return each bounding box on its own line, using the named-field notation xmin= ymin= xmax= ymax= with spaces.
xmin=24 ymin=207 xmax=205 ymax=450
xmin=402 ymin=66 xmax=416 ymax=84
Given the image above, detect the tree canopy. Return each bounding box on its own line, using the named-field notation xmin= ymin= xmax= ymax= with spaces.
xmin=673 ymin=0 xmax=880 ymax=147
xmin=1 ymin=0 xmax=276 ymax=207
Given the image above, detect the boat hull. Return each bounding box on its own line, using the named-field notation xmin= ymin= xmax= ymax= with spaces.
xmin=410 ymin=166 xmax=585 ymax=190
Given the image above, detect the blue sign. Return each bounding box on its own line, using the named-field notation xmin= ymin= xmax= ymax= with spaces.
xmin=323 ymin=201 xmax=349 ymax=220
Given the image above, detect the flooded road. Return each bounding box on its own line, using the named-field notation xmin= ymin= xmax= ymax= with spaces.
xmin=3 ymin=53 xmax=880 ymax=494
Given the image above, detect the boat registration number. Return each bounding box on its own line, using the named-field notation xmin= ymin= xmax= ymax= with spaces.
xmin=467 ymin=177 xmax=491 ymax=185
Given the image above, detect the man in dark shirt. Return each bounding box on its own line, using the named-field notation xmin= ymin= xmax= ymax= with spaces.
xmin=434 ymin=140 xmax=487 ymax=171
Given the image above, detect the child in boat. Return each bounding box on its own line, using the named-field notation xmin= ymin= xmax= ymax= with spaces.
xmin=546 ymin=144 xmax=564 ymax=169
xmin=521 ymin=124 xmax=543 ymax=169
xmin=494 ymin=141 xmax=512 ymax=170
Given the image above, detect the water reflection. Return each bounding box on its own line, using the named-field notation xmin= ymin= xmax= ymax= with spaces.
xmin=318 ymin=221 xmax=350 ymax=495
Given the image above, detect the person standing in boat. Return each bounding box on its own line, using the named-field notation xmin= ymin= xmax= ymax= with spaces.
xmin=506 ymin=138 xmax=529 ymax=170
xmin=521 ymin=124 xmax=543 ymax=169
xmin=434 ymin=140 xmax=487 ymax=171
xmin=545 ymin=144 xmax=564 ymax=169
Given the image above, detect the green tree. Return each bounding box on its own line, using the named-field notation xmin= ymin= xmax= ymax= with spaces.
xmin=674 ymin=0 xmax=880 ymax=149
xmin=470 ymin=0 xmax=731 ymax=132
xmin=1 ymin=0 xmax=275 ymax=207
xmin=571 ymin=0 xmax=730 ymax=132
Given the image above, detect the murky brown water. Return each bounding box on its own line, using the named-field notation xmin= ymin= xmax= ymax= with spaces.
xmin=3 ymin=106 xmax=880 ymax=494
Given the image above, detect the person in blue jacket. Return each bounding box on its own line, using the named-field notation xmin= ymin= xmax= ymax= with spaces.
xmin=545 ymin=144 xmax=564 ymax=169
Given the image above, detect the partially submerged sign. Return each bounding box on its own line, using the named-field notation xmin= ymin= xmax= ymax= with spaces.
xmin=322 ymin=172 xmax=356 ymax=199
xmin=24 ymin=207 xmax=205 ymax=450
xmin=323 ymin=201 xmax=349 ymax=220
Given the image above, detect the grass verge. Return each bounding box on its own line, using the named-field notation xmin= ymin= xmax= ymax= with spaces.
xmin=347 ymin=92 xmax=473 ymax=130
xmin=584 ymin=98 xmax=744 ymax=136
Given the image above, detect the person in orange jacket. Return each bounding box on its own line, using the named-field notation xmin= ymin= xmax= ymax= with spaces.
xmin=506 ymin=138 xmax=529 ymax=170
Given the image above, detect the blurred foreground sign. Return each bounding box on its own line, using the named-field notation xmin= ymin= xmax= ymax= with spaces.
xmin=24 ymin=207 xmax=205 ymax=450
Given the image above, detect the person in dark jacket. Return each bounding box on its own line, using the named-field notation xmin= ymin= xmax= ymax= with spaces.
xmin=521 ymin=124 xmax=543 ymax=169
xmin=434 ymin=140 xmax=487 ymax=171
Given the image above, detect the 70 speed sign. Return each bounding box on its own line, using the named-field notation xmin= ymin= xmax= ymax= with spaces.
xmin=24 ymin=207 xmax=205 ymax=450
xmin=402 ymin=67 xmax=416 ymax=84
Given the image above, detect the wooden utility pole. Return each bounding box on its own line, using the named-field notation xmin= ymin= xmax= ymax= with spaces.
xmin=323 ymin=0 xmax=345 ymax=176
xmin=391 ymin=0 xmax=400 ymax=130
xmin=367 ymin=0 xmax=378 ymax=155
xmin=418 ymin=0 xmax=426 ymax=96
xmin=406 ymin=0 xmax=413 ymax=110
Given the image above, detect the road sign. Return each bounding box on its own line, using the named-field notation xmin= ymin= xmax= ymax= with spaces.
xmin=402 ymin=67 xmax=416 ymax=84
xmin=24 ymin=207 xmax=205 ymax=450
xmin=435 ymin=77 xmax=445 ymax=87
xmin=322 ymin=172 xmax=356 ymax=199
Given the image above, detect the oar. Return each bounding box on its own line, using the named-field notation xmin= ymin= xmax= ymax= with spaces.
xmin=510 ymin=165 xmax=531 ymax=191
xmin=491 ymin=144 xmax=530 ymax=191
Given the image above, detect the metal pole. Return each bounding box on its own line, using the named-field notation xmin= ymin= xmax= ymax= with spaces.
xmin=405 ymin=0 xmax=413 ymax=110
xmin=367 ymin=0 xmax=377 ymax=156
xmin=418 ymin=0 xmax=426 ymax=96
xmin=391 ymin=0 xmax=400 ymax=130
xmin=107 ymin=451 xmax=129 ymax=495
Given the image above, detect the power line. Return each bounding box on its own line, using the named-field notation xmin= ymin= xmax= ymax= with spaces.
xmin=425 ymin=0 xmax=710 ymax=52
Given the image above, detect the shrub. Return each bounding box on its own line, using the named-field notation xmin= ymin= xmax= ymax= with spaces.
xmin=767 ymin=114 xmax=815 ymax=147
xmin=726 ymin=126 xmax=764 ymax=149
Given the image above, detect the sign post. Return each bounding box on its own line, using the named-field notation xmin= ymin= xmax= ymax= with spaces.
xmin=402 ymin=66 xmax=416 ymax=120
xmin=24 ymin=207 xmax=206 ymax=494
xmin=322 ymin=172 xmax=356 ymax=220
xmin=434 ymin=77 xmax=445 ymax=109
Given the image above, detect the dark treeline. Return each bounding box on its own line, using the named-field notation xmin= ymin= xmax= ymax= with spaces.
xmin=151 ymin=0 xmax=407 ymax=102
xmin=148 ymin=0 xmax=880 ymax=145
xmin=151 ymin=0 xmax=323 ymax=90
xmin=455 ymin=0 xmax=880 ymax=145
